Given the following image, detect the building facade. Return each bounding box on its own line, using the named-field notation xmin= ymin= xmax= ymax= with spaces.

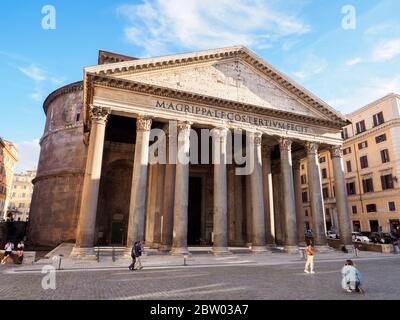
xmin=300 ymin=93 xmax=400 ymax=235
xmin=0 ymin=138 xmax=18 ymax=220
xmin=29 ymin=47 xmax=353 ymax=256
xmin=8 ymin=170 xmax=36 ymax=221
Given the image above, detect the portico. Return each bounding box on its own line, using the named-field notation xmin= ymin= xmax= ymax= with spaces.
xmin=70 ymin=46 xmax=352 ymax=258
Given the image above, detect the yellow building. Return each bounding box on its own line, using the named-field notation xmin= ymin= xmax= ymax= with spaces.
xmin=301 ymin=93 xmax=400 ymax=235
xmin=8 ymin=170 xmax=36 ymax=221
xmin=0 ymin=138 xmax=18 ymax=220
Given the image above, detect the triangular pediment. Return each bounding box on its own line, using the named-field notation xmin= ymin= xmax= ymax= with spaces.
xmin=85 ymin=46 xmax=347 ymax=125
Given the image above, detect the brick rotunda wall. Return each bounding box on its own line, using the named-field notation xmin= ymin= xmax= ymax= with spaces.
xmin=28 ymin=82 xmax=87 ymax=247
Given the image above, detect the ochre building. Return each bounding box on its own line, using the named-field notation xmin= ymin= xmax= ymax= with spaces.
xmin=29 ymin=47 xmax=353 ymax=256
xmin=8 ymin=170 xmax=36 ymax=221
xmin=301 ymin=93 xmax=400 ymax=235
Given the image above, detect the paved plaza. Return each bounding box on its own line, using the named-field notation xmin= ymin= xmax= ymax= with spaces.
xmin=0 ymin=249 xmax=399 ymax=300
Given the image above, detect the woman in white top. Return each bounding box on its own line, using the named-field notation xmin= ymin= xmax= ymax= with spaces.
xmin=1 ymin=242 xmax=14 ymax=264
xmin=17 ymin=241 xmax=24 ymax=258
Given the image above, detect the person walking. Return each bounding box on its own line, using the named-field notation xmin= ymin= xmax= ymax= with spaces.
xmin=129 ymin=243 xmax=136 ymax=271
xmin=341 ymin=260 xmax=365 ymax=293
xmin=304 ymin=241 xmax=315 ymax=274
xmin=16 ymin=240 xmax=24 ymax=264
xmin=134 ymin=241 xmax=143 ymax=270
xmin=1 ymin=242 xmax=14 ymax=264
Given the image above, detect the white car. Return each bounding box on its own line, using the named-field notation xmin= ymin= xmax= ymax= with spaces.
xmin=352 ymin=232 xmax=370 ymax=243
xmin=327 ymin=231 xmax=339 ymax=239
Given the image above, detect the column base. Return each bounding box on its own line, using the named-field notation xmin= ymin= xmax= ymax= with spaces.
xmin=151 ymin=243 xmax=161 ymax=249
xmin=251 ymin=245 xmax=268 ymax=253
xmin=170 ymin=247 xmax=190 ymax=256
xmin=212 ymin=247 xmax=232 ymax=256
xmin=158 ymin=244 xmax=172 ymax=252
xmin=70 ymin=247 xmax=97 ymax=260
xmin=342 ymin=244 xmax=355 ymax=253
xmin=266 ymin=243 xmax=277 ymax=249
xmin=314 ymin=245 xmax=333 ymax=253
xmin=284 ymin=245 xmax=299 ymax=254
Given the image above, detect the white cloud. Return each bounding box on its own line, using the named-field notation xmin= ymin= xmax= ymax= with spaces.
xmin=372 ymin=39 xmax=400 ymax=62
xmin=18 ymin=65 xmax=47 ymax=81
xmin=117 ymin=0 xmax=310 ymax=56
xmin=14 ymin=139 xmax=40 ymax=172
xmin=293 ymin=55 xmax=328 ymax=80
xmin=346 ymin=57 xmax=362 ymax=66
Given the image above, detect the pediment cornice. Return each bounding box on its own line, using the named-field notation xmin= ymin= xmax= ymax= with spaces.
xmin=85 ymin=73 xmax=345 ymax=130
xmin=84 ymin=46 xmax=349 ymax=126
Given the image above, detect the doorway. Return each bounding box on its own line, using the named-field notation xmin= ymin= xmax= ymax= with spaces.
xmin=188 ymin=177 xmax=202 ymax=245
xmin=111 ymin=222 xmax=124 ymax=245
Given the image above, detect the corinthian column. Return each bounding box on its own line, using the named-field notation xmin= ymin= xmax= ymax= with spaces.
xmin=262 ymin=144 xmax=275 ymax=248
xmin=159 ymin=128 xmax=177 ymax=251
xmin=250 ymin=132 xmax=267 ymax=252
xmin=279 ymin=138 xmax=298 ymax=253
xmin=126 ymin=116 xmax=152 ymax=248
xmin=212 ymin=128 xmax=230 ymax=255
xmin=331 ymin=146 xmax=353 ymax=249
xmin=293 ymin=159 xmax=306 ymax=246
xmin=170 ymin=121 xmax=191 ymax=255
xmin=71 ymin=106 xmax=110 ymax=258
xmin=306 ymin=142 xmax=328 ymax=250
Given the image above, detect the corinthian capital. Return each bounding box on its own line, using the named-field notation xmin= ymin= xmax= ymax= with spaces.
xmin=278 ymin=137 xmax=292 ymax=151
xmin=330 ymin=145 xmax=343 ymax=158
xmin=261 ymin=144 xmax=272 ymax=159
xmin=305 ymin=141 xmax=319 ymax=155
xmin=90 ymin=106 xmax=111 ymax=122
xmin=211 ymin=127 xmax=229 ymax=143
xmin=136 ymin=116 xmax=152 ymax=132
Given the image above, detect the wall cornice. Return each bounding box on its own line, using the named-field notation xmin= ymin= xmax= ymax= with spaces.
xmin=43 ymin=81 xmax=83 ymax=115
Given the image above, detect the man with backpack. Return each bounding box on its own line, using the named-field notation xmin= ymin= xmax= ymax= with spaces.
xmin=129 ymin=243 xmax=136 ymax=271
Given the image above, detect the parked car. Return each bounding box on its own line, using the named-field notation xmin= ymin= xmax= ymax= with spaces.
xmin=352 ymin=232 xmax=370 ymax=243
xmin=326 ymin=230 xmax=339 ymax=239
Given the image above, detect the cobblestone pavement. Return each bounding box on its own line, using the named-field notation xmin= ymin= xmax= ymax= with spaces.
xmin=0 ymin=255 xmax=399 ymax=300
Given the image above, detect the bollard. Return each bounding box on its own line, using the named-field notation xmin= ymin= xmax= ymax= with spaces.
xmin=58 ymin=254 xmax=63 ymax=270
xmin=184 ymin=255 xmax=188 ymax=266
xmin=97 ymin=248 xmax=100 ymax=263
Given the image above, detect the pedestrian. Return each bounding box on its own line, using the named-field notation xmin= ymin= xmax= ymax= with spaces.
xmin=341 ymin=260 xmax=365 ymax=294
xmin=129 ymin=243 xmax=136 ymax=271
xmin=134 ymin=241 xmax=143 ymax=270
xmin=304 ymin=241 xmax=315 ymax=274
xmin=1 ymin=241 xmax=14 ymax=264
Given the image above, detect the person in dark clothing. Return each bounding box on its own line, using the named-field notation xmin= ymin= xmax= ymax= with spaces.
xmin=129 ymin=243 xmax=136 ymax=271
xmin=134 ymin=241 xmax=143 ymax=270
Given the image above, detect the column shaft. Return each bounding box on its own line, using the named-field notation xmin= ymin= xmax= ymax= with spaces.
xmin=212 ymin=128 xmax=229 ymax=254
xmin=250 ymin=132 xmax=267 ymax=252
xmin=262 ymin=145 xmax=275 ymax=247
xmin=171 ymin=122 xmax=191 ymax=255
xmin=306 ymin=142 xmax=328 ymax=248
xmin=279 ymin=138 xmax=298 ymax=252
xmin=331 ymin=146 xmax=353 ymax=247
xmin=126 ymin=117 xmax=152 ymax=247
xmin=293 ymin=160 xmax=306 ymax=245
xmin=73 ymin=106 xmax=110 ymax=257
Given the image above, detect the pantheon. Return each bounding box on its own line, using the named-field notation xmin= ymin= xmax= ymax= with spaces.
xmin=29 ymin=46 xmax=353 ymax=257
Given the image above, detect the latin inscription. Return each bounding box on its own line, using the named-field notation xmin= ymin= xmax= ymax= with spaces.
xmin=155 ymin=100 xmax=309 ymax=133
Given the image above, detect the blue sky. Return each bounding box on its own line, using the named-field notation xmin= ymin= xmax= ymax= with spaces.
xmin=1 ymin=0 xmax=400 ymax=171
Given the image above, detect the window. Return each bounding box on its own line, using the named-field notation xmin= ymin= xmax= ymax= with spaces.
xmin=369 ymin=220 xmax=379 ymax=232
xmin=381 ymin=174 xmax=394 ymax=190
xmin=342 ymin=128 xmax=349 ymax=140
xmin=301 ymin=164 xmax=305 ymax=170
xmin=358 ymin=141 xmax=368 ymax=150
xmin=305 ymin=210 xmax=309 ymax=217
xmin=346 ymin=160 xmax=352 ymax=173
xmin=322 ymin=187 xmax=329 ymax=199
xmin=352 ymin=205 xmax=358 ymax=214
xmin=356 ymin=120 xmax=366 ymax=134
xmin=343 ymin=147 xmax=352 ymax=155
xmin=302 ymin=191 xmax=308 ymax=203
xmin=375 ymin=134 xmax=387 ymax=144
xmin=18 ymin=203 xmax=25 ymax=209
xmin=319 ymin=157 xmax=326 ymax=163
xmin=346 ymin=182 xmax=356 ymax=195
xmin=321 ymin=168 xmax=328 ymax=179
xmin=381 ymin=149 xmax=390 ymax=163
xmin=362 ymin=178 xmax=374 ymax=193
xmin=388 ymin=201 xmax=396 ymax=212
xmin=76 ymin=113 xmax=81 ymax=122
xmin=373 ymin=112 xmax=384 ymax=127
xmin=360 ymin=156 xmax=369 ymax=169
xmin=301 ymin=175 xmax=307 ymax=185
xmin=366 ymin=204 xmax=377 ymax=213
xmin=353 ymin=221 xmax=361 ymax=232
